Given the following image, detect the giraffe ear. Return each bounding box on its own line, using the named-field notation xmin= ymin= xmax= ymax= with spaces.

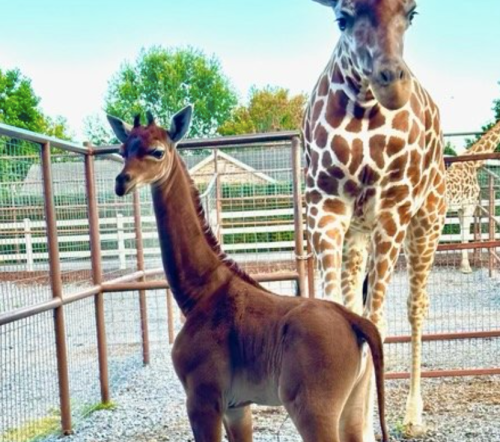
xmin=168 ymin=105 xmax=193 ymax=143
xmin=312 ymin=0 xmax=337 ymax=7
xmin=107 ymin=115 xmax=132 ymax=143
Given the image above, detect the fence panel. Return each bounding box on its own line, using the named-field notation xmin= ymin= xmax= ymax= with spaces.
xmin=1 ymin=125 xmax=499 ymax=442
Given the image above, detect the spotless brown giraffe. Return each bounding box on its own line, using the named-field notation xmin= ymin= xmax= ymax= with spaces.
xmin=108 ymin=107 xmax=388 ymax=442
xmin=446 ymin=120 xmax=500 ymax=273
xmin=304 ymin=0 xmax=447 ymax=437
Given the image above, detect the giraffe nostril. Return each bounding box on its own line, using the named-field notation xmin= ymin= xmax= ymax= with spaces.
xmin=379 ymin=69 xmax=395 ymax=85
xmin=117 ymin=173 xmax=131 ymax=184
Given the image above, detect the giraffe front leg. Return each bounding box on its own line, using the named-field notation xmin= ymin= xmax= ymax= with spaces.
xmin=458 ymin=206 xmax=474 ymax=274
xmin=403 ymin=206 xmax=446 ymax=437
xmin=341 ymin=229 xmax=369 ymax=315
xmin=359 ymin=221 xmax=407 ymax=442
xmin=307 ymin=197 xmax=350 ymax=303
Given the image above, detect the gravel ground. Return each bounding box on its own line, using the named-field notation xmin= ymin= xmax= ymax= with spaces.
xmin=41 ymin=348 xmax=500 ymax=442
xmin=2 ymin=265 xmax=500 ymax=441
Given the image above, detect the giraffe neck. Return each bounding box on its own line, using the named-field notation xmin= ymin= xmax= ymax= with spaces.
xmin=151 ymin=152 xmax=258 ymax=315
xmin=467 ymin=120 xmax=500 ymax=155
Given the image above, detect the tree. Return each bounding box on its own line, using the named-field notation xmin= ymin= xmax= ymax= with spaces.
xmin=465 ymin=83 xmax=500 ymax=151
xmin=0 ymin=68 xmax=71 ymax=184
xmin=0 ymin=68 xmax=46 ymax=132
xmin=98 ymin=46 xmax=237 ymax=140
xmin=443 ymin=141 xmax=457 ymax=156
xmin=218 ymin=86 xmax=308 ymax=136
xmin=83 ymin=113 xmax=114 ymax=146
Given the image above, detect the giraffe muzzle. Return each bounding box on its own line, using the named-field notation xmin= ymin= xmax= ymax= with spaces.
xmin=115 ymin=172 xmax=134 ymax=197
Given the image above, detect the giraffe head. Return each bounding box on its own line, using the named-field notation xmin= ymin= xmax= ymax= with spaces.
xmin=313 ymin=0 xmax=417 ymax=110
xmin=107 ymin=106 xmax=193 ymax=196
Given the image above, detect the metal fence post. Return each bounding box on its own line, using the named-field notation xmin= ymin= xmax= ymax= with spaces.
xmin=133 ymin=190 xmax=150 ymax=365
xmin=41 ymin=141 xmax=72 ymax=434
xmin=23 ymin=218 xmax=33 ymax=271
xmin=291 ymin=136 xmax=307 ymax=297
xmin=306 ymin=235 xmax=316 ymax=298
xmin=488 ymin=175 xmax=495 ymax=277
xmin=84 ymin=148 xmax=110 ymax=404
xmin=117 ymin=213 xmax=126 ymax=269
xmin=214 ymin=148 xmax=223 ymax=243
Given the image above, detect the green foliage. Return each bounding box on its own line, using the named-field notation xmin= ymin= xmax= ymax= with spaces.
xmin=0 ymin=68 xmax=46 ymax=132
xmin=219 ymin=86 xmax=307 ymax=135
xmin=81 ymin=401 xmax=117 ymax=417
xmin=465 ymin=82 xmax=500 ymax=151
xmin=82 ymin=113 xmax=114 ymax=145
xmin=1 ymin=410 xmax=60 ymax=442
xmin=443 ymin=141 xmax=457 ymax=156
xmin=0 ymin=67 xmax=71 ymax=183
xmin=97 ymin=46 xmax=238 ymax=141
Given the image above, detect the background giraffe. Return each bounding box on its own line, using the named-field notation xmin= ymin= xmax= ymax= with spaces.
xmin=304 ymin=0 xmax=447 ymax=438
xmin=446 ymin=120 xmax=500 ymax=273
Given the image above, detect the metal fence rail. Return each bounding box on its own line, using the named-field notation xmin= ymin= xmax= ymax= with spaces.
xmin=0 ymin=124 xmax=499 ymax=441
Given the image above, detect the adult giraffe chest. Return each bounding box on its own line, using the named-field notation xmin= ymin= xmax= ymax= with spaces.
xmin=305 ymin=83 xmax=439 ymax=230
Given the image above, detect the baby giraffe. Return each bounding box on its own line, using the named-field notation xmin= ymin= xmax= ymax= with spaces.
xmin=108 ymin=106 xmax=388 ymax=442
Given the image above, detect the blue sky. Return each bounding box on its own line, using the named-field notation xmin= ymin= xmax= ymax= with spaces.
xmin=2 ymin=0 xmax=500 ymax=147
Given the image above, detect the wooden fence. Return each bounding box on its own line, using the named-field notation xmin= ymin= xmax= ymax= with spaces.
xmin=2 ymin=202 xmax=499 ymax=271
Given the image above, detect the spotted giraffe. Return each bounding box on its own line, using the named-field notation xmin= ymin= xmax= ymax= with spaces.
xmin=303 ymin=0 xmax=447 ymax=438
xmin=446 ymin=120 xmax=500 ymax=273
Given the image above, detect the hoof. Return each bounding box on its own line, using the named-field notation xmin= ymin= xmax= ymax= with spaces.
xmin=460 ymin=265 xmax=472 ymax=274
xmin=403 ymin=422 xmax=427 ymax=439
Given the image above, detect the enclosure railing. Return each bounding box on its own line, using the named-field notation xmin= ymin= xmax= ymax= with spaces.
xmin=1 ymin=122 xmax=499 ymax=439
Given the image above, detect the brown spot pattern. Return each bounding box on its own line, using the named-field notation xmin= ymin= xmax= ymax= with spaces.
xmin=322 ymin=150 xmax=333 ymax=169
xmin=331 ymin=64 xmax=344 ymax=84
xmin=318 ymin=75 xmax=330 ymax=97
xmin=323 ymin=199 xmax=346 ymax=215
xmin=332 ymin=135 xmax=350 ymax=165
xmin=369 ymin=135 xmax=386 ymax=169
xmin=326 ymin=90 xmax=349 ymax=129
xmin=393 ymin=110 xmax=410 ymax=132
xmin=349 ymin=138 xmax=364 ymax=175
xmin=314 ymin=124 xmax=328 ymax=148
xmin=317 ymin=172 xmax=339 ymax=195
xmin=358 ymin=165 xmax=379 ymax=186
xmin=387 ymin=136 xmax=406 ymax=157
xmin=368 ymin=105 xmax=385 ymax=130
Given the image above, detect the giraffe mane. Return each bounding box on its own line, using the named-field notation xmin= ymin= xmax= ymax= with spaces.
xmin=176 ymin=153 xmax=270 ymax=292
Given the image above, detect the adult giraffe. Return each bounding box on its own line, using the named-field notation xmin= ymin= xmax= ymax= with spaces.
xmin=446 ymin=120 xmax=500 ymax=273
xmin=303 ymin=0 xmax=446 ymax=437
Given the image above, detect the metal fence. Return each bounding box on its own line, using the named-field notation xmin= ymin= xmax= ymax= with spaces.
xmin=0 ymin=123 xmax=499 ymax=440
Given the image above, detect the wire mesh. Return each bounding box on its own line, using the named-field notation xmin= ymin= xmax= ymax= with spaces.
xmin=104 ymin=292 xmax=143 ymax=388
xmin=0 ymin=312 xmax=60 ymax=442
xmin=0 ymin=137 xmax=53 ymax=309
xmin=63 ymin=297 xmax=101 ymax=425
xmin=1 ymin=125 xmax=499 ymax=441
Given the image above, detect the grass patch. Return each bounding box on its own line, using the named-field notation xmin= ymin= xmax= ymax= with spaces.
xmin=81 ymin=401 xmax=117 ymax=418
xmin=1 ymin=414 xmax=60 ymax=442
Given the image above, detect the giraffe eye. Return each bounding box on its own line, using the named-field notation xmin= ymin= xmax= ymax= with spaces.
xmin=336 ymin=12 xmax=353 ymax=32
xmin=149 ymin=148 xmax=165 ymax=160
xmin=408 ymin=10 xmax=418 ymax=25
xmin=337 ymin=17 xmax=347 ymax=31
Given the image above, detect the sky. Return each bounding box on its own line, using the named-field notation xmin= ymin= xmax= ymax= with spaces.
xmin=2 ymin=0 xmax=500 ymax=150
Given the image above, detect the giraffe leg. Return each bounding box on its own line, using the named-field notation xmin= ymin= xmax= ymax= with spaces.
xmin=402 ymin=205 xmax=446 ymax=436
xmin=307 ymin=198 xmax=350 ymax=303
xmin=223 ymin=406 xmax=253 ymax=442
xmin=458 ymin=205 xmax=474 ymax=274
xmin=341 ymin=229 xmax=370 ymax=315
xmin=359 ymin=219 xmax=409 ymax=442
